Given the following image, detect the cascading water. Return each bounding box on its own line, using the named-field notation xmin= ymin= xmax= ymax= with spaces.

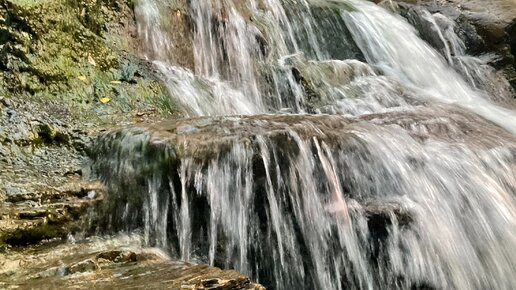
xmin=91 ymin=0 xmax=516 ymax=289
xmin=341 ymin=0 xmax=516 ymax=134
xmin=402 ymin=5 xmax=516 ymax=107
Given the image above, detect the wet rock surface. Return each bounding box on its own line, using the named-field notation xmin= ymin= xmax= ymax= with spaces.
xmin=290 ymin=58 xmax=428 ymax=114
xmin=0 ymin=235 xmax=264 ymax=289
xmin=92 ymin=105 xmax=516 ymax=161
xmin=0 ymin=179 xmax=104 ymax=247
xmin=0 ymin=0 xmax=179 ymax=250
xmin=0 ymin=94 xmax=103 ymax=249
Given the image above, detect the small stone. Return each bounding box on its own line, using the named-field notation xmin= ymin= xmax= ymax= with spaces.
xmin=86 ymin=190 xmax=96 ymax=199
xmin=0 ymin=97 xmax=12 ymax=108
xmin=96 ymin=250 xmax=137 ymax=263
xmin=67 ymin=259 xmax=99 ymax=274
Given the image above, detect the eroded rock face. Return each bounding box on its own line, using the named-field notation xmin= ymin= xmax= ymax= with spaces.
xmin=0 ymin=180 xmax=104 ymax=247
xmin=0 ymin=0 xmax=179 ymax=120
xmin=0 ymin=235 xmax=264 ymax=290
xmin=0 ymin=0 xmax=178 ymax=255
xmin=134 ymin=0 xmax=195 ymax=70
xmin=0 ymin=95 xmax=99 ymax=248
xmin=0 ymin=0 xmax=116 ymax=93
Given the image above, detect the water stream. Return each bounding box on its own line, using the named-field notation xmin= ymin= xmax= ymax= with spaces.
xmin=92 ymin=0 xmax=516 ymax=289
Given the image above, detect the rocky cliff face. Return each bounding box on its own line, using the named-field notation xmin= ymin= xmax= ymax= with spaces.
xmin=0 ymin=0 xmax=180 ymax=110
xmin=0 ymin=0 xmax=177 ymax=250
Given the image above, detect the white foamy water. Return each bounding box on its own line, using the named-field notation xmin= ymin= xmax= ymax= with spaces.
xmin=342 ymin=0 xmax=516 ymax=133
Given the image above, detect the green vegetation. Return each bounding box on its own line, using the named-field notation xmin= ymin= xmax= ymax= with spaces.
xmin=0 ymin=0 xmax=178 ymax=121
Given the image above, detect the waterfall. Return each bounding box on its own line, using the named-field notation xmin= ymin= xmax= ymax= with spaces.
xmin=92 ymin=0 xmax=516 ymax=289
xmin=402 ymin=6 xmax=516 ymax=106
xmin=341 ymin=0 xmax=516 ymax=134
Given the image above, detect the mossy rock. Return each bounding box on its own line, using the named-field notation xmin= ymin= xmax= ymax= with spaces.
xmin=0 ymin=0 xmax=180 ymax=121
xmin=0 ymin=0 xmax=118 ymax=94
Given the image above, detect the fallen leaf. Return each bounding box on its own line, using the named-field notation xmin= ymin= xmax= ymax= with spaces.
xmin=88 ymin=54 xmax=97 ymax=67
xmin=110 ymin=80 xmax=122 ymax=84
xmin=100 ymin=97 xmax=111 ymax=104
xmin=77 ymin=76 xmax=87 ymax=82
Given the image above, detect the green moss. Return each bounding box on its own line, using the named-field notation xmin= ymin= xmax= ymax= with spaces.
xmin=1 ymin=0 xmax=116 ymax=94
xmin=0 ymin=0 xmax=181 ymax=123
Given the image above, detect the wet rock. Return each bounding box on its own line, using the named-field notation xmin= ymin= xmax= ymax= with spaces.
xmin=0 ymin=97 xmax=12 ymax=108
xmin=94 ymin=111 xmax=510 ymax=236
xmin=0 ymin=180 xmax=105 ymax=247
xmin=291 ymin=57 xmax=430 ymax=115
xmin=293 ymin=59 xmax=379 ymax=90
xmin=90 ymin=108 xmax=516 ymax=289
xmin=361 ymin=201 xmax=413 ymax=226
xmin=182 ymin=277 xmax=265 ymax=290
xmin=354 ymin=200 xmax=414 ymax=240
xmin=134 ymin=0 xmax=194 ymax=70
xmin=34 ymin=123 xmax=71 ymax=146
xmin=68 ymin=259 xmax=100 ymax=274
xmin=291 ymin=59 xmax=393 ymax=112
xmin=287 ymin=2 xmax=364 ymax=61
xmin=96 ymin=250 xmax=138 ymax=263
xmin=91 ymin=114 xmax=354 ymax=164
xmin=0 ymin=235 xmax=264 ymax=289
xmin=453 ymin=0 xmax=515 ymax=49
xmin=92 ymin=108 xmax=514 ymax=183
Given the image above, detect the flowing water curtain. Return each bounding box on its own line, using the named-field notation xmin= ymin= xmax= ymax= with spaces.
xmin=186 ymin=0 xmax=326 ymax=112
xmin=134 ymin=0 xmax=372 ymax=115
xmin=92 ymin=110 xmax=516 ymax=289
xmin=134 ymin=0 xmax=174 ymax=62
xmin=135 ymin=0 xmax=516 ymax=124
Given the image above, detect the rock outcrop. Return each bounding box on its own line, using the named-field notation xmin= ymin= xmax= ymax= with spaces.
xmin=0 ymin=235 xmax=264 ymax=289
xmin=0 ymin=0 xmax=178 ymax=116
xmin=90 ymin=106 xmax=513 ymax=249
xmin=89 ymin=106 xmax=516 ymax=289
xmin=0 ymin=179 xmax=104 ymax=247
xmin=0 ymin=0 xmax=181 ymax=251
